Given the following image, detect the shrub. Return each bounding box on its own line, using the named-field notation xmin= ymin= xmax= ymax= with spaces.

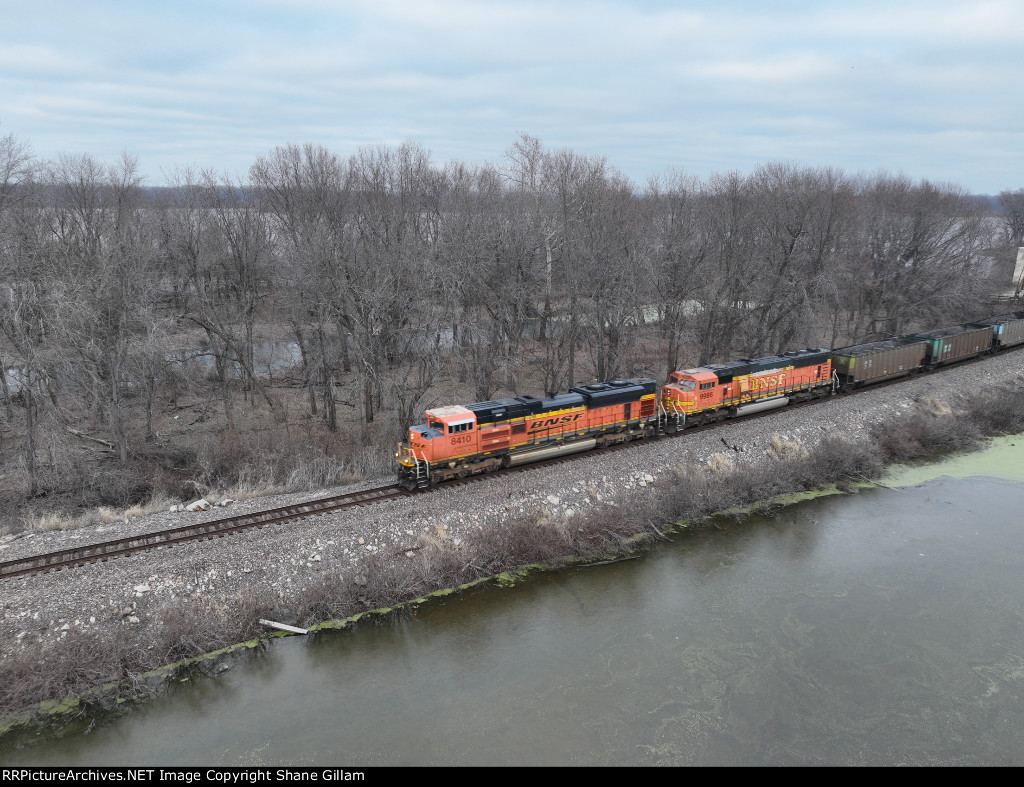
xmin=966 ymin=386 xmax=1024 ymax=435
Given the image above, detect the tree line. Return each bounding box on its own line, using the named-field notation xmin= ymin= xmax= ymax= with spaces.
xmin=0 ymin=131 xmax=1021 ymax=507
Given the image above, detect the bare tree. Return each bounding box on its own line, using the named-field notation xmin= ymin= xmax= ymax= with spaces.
xmin=999 ymin=188 xmax=1024 ymax=247
xmin=843 ymin=175 xmax=990 ymax=339
xmin=646 ymin=170 xmax=713 ymax=378
xmin=742 ymin=163 xmax=852 ymax=354
xmin=173 ymin=170 xmax=284 ymax=422
xmin=38 ymin=153 xmax=161 ymax=463
xmin=250 ymin=144 xmax=352 ymax=431
xmin=690 ymin=171 xmax=761 ymax=363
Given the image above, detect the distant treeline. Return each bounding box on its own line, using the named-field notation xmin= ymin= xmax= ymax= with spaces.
xmin=1 ymin=131 xmax=1023 ymax=506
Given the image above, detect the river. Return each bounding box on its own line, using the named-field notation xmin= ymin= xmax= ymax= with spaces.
xmin=2 ymin=437 xmax=1023 ymax=766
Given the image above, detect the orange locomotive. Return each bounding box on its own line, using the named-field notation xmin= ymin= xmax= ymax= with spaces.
xmin=397 ymin=379 xmax=659 ymax=489
xmin=660 ymin=348 xmax=835 ymax=431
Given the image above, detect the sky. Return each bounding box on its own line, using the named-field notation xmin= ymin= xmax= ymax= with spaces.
xmin=1 ymin=0 xmax=1021 ymax=194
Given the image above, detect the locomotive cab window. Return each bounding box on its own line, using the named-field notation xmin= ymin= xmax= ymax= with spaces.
xmin=428 ymin=420 xmax=443 ymax=431
xmin=699 ymin=382 xmax=715 ymax=390
xmin=449 ymin=422 xmax=473 ymax=434
xmin=677 ymin=380 xmax=696 ymax=392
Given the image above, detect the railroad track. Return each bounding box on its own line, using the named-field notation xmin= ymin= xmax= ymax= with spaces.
xmin=2 ymin=346 xmax=1013 ymax=581
xmin=0 ymin=416 xmax=768 ymax=581
xmin=0 ymin=485 xmax=412 ymax=581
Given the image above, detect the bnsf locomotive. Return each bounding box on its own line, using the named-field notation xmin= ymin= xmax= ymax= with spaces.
xmin=397 ymin=379 xmax=659 ymax=489
xmin=660 ymin=347 xmax=834 ymax=431
xmin=396 ymin=310 xmax=1024 ymax=489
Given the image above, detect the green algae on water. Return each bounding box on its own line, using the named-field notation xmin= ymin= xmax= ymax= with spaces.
xmin=882 ymin=434 xmax=1024 ymax=488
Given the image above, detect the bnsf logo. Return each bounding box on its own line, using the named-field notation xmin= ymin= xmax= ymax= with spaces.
xmin=750 ymin=372 xmax=786 ymax=391
xmin=529 ymin=413 xmax=584 ymax=431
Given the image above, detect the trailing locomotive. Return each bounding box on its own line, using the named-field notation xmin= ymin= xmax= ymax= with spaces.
xmin=396 ymin=309 xmax=1024 ymax=489
xmin=659 ymin=347 xmax=835 ymax=432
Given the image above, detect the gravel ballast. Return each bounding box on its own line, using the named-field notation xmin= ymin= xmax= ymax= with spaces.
xmin=2 ymin=352 xmax=1023 ymax=685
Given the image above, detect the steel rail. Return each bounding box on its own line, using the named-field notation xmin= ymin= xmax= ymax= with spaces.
xmin=0 ymin=485 xmax=412 ymax=580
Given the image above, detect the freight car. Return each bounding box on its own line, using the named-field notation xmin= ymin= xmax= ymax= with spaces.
xmin=971 ymin=311 xmax=1024 ymax=350
xmin=397 ymin=378 xmax=658 ymax=489
xmin=832 ymin=338 xmax=929 ymax=389
xmin=906 ymin=324 xmax=993 ymax=369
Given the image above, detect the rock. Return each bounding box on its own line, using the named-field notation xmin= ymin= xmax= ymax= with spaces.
xmin=217 ymin=499 xmax=234 ymax=507
xmin=127 ymin=616 xmax=140 ymax=624
xmin=547 ymin=494 xmax=560 ymax=505
xmin=133 ymin=584 xmax=151 ymax=594
xmin=185 ymin=499 xmax=212 ymax=512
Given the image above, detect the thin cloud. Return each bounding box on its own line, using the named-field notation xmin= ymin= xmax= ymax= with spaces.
xmin=0 ymin=0 xmax=1019 ymax=193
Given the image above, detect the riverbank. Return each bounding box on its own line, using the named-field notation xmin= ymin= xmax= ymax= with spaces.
xmin=2 ymin=351 xmax=1023 ymax=727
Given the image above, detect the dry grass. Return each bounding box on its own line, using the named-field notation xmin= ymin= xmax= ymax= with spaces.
xmin=206 ymin=481 xmax=287 ymax=504
xmin=770 ymin=434 xmax=809 ymax=460
xmin=25 ymin=494 xmax=180 ymax=533
xmin=5 ymin=420 xmax=395 ymax=534
xmin=917 ymin=395 xmax=955 ymax=418
xmin=705 ymin=453 xmax=735 ymax=473
xmin=967 ymin=384 xmax=1024 ymax=434
xmin=659 ymin=436 xmax=885 ymax=524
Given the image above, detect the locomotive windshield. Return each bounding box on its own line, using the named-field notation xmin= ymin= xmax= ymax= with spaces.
xmin=676 ymin=379 xmax=696 ymax=392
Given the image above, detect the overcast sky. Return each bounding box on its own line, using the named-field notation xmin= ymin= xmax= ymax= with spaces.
xmin=1 ymin=0 xmax=1021 ymax=194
